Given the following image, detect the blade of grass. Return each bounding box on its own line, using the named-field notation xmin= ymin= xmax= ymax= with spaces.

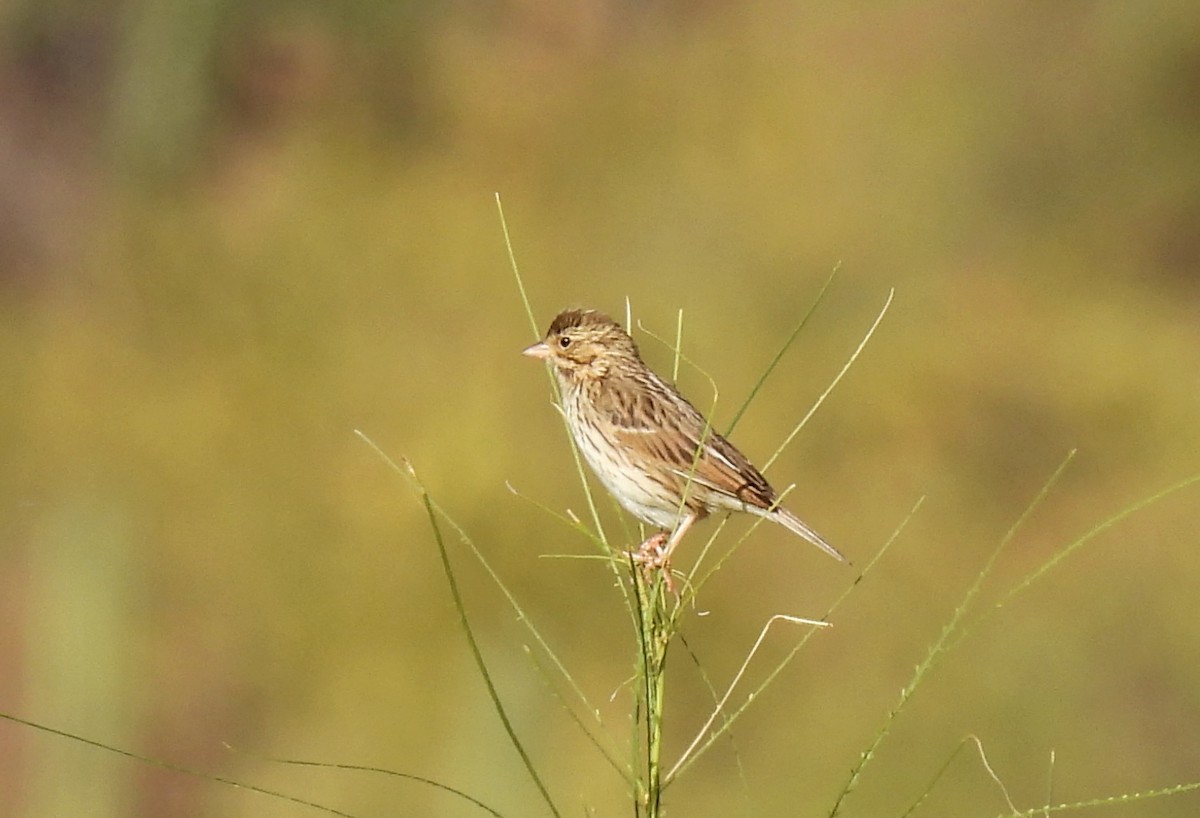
xmin=725 ymin=263 xmax=840 ymax=436
xmin=763 ymin=287 xmax=894 ymax=472
xmin=359 ymin=432 xmax=606 ymax=735
xmin=683 ymin=514 xmax=734 ymax=593
xmin=667 ymin=615 xmax=831 ymax=782
xmin=630 ymin=560 xmax=671 ymax=816
xmin=521 ymin=644 xmax=632 ymax=784
xmin=1042 ymin=750 xmax=1056 ymax=818
xmin=668 ymin=494 xmax=924 ymax=781
xmin=636 ymin=320 xmax=721 ymax=404
xmin=997 ymin=470 xmax=1200 ymax=607
xmin=899 ymin=735 xmax=1016 ymax=818
xmin=495 ymin=199 xmax=642 ymax=637
xmin=879 ymin=470 xmax=1198 ymax=817
xmin=496 ymin=192 xmax=539 ymax=339
xmin=505 ymin=481 xmax=608 ymax=551
xmin=0 ymin=713 xmax=357 ymax=818
xmin=994 ymin=779 xmax=1200 ymax=818
xmin=409 ymin=458 xmax=562 ymax=818
xmin=686 ymin=484 xmax=797 ymax=595
xmin=827 ymin=451 xmax=1076 ymax=818
xmin=503 ymin=223 xmax=667 ymax=760
xmin=225 ymin=748 xmax=509 ymax=818
xmin=497 ymin=193 xmax=613 ymax=554
xmin=672 ymin=308 xmax=684 ymax=383
xmin=898 ymin=736 xmax=975 ymax=818
xmin=972 ymin=735 xmax=1019 ymax=813
xmin=676 ymin=633 xmax=755 ymax=811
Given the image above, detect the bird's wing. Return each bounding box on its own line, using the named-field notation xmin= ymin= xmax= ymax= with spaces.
xmin=598 ymin=372 xmax=778 ymax=512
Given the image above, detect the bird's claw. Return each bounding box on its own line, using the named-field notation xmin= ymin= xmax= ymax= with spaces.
xmin=626 ymin=532 xmax=676 ymax=594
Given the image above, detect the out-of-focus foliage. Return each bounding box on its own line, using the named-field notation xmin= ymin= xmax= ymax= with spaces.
xmin=1 ymin=2 xmax=1198 ymax=816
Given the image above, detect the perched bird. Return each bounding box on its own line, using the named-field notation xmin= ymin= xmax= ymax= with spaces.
xmin=522 ymin=308 xmax=844 ymax=569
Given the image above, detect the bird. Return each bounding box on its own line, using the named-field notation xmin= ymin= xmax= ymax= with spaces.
xmin=522 ymin=308 xmax=844 ymax=572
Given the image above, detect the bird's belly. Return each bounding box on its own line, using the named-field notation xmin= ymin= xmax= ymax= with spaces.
xmin=572 ymin=423 xmax=682 ymax=530
xmin=603 ymin=478 xmax=681 ymax=530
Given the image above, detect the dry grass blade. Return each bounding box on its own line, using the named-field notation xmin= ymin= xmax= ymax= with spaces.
xmin=667 ymin=614 xmax=832 ymax=783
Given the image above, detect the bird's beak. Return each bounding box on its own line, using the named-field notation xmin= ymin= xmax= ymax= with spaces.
xmin=522 ymin=341 xmax=550 ymax=360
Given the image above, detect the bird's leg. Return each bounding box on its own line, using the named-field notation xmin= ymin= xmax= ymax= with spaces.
xmin=658 ymin=510 xmax=698 ymax=563
xmin=627 ymin=511 xmax=698 ymax=593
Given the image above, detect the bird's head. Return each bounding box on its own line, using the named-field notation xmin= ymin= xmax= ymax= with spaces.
xmin=522 ymin=309 xmax=640 ymax=382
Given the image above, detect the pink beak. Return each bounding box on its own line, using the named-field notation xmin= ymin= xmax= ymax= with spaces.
xmin=522 ymin=341 xmax=551 ymax=360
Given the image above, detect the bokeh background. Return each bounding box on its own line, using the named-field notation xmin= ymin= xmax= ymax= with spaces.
xmin=2 ymin=2 xmax=1199 ymax=816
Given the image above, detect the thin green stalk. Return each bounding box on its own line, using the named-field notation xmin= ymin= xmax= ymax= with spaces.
xmin=497 ymin=193 xmax=611 ymax=551
xmin=667 ymin=615 xmax=831 ymax=783
xmin=415 ymin=479 xmax=562 ymax=818
xmin=496 ymin=192 xmax=540 ymax=340
xmin=764 ymin=287 xmax=893 ymax=472
xmin=496 ymin=197 xmax=645 ymax=655
xmin=668 ymin=495 xmax=923 ymax=782
xmin=687 ymin=485 xmax=796 ymax=595
xmin=1042 ymin=750 xmax=1056 ymax=818
xmin=900 ymin=735 xmax=1015 ymax=818
xmin=630 ymin=568 xmax=653 ymax=814
xmin=726 ymin=263 xmax=840 ymax=435
xmin=672 ymin=308 xmax=684 ymax=382
xmin=360 ymin=430 xmax=562 ymax=815
xmin=497 ymin=218 xmax=684 ymax=818
xmin=234 ymin=752 xmax=509 ymax=817
xmin=878 ymin=468 xmax=1200 ymax=816
xmin=360 ymin=433 xmax=606 ymax=748
xmin=505 ymin=480 xmax=608 ymax=550
xmin=997 ymin=470 xmax=1200 ymax=607
xmin=898 ymin=736 xmax=976 ymax=818
xmin=0 ymin=713 xmax=357 ymax=818
xmin=827 ymin=452 xmax=1076 ymax=818
xmin=632 ymin=568 xmax=672 ymax=817
xmin=676 ymin=633 xmax=754 ymax=810
xmin=994 ymin=780 xmax=1200 ymax=818
xmin=522 ymin=644 xmax=632 ymax=784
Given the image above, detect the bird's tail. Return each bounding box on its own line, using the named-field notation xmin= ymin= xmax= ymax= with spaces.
xmin=772 ymin=507 xmax=847 ymax=563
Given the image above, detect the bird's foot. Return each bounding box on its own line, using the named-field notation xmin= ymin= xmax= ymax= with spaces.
xmin=631 ymin=532 xmax=670 ymax=565
xmin=626 ymin=532 xmax=676 ymax=594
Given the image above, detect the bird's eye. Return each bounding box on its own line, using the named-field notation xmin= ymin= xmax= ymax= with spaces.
xmin=558 ymin=336 xmax=572 ymax=349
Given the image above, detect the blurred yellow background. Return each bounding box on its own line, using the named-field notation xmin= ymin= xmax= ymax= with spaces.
xmin=2 ymin=2 xmax=1198 ymax=816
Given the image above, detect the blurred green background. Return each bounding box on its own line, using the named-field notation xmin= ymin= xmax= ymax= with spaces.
xmin=2 ymin=2 xmax=1199 ymax=816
